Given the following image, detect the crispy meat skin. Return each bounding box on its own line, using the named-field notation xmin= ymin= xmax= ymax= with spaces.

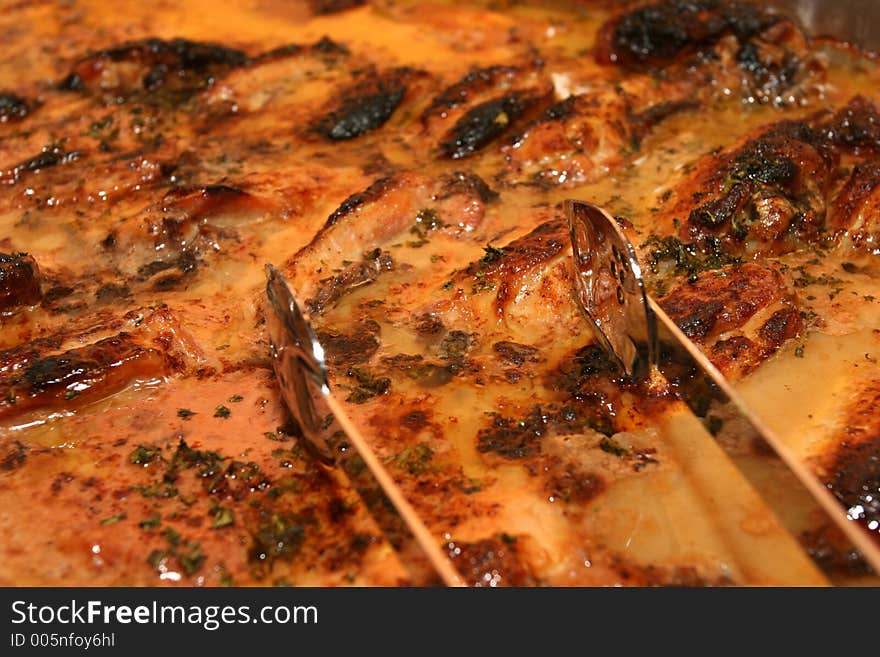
xmin=595 ymin=0 xmax=783 ymax=69
xmin=652 ymin=96 xmax=880 ymax=257
xmin=660 ymin=263 xmax=801 ymax=376
xmin=311 ymin=67 xmax=414 ymax=140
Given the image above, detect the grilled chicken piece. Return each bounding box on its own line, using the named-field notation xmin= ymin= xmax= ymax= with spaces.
xmin=594 ymin=0 xmax=818 ymax=105
xmin=649 ymin=96 xmax=880 ymax=259
xmin=659 ymin=263 xmax=802 ymax=378
xmin=0 ymin=307 xmax=203 ymax=421
xmin=421 ymin=65 xmax=552 ymax=159
xmin=288 ymin=170 xmax=496 ymax=298
xmin=0 ymin=253 xmax=42 ymax=312
xmin=829 ymin=159 xmax=880 ymax=254
xmin=59 ymin=37 xmax=248 ymax=101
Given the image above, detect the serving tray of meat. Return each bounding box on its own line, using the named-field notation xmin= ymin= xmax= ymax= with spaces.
xmin=1 ymin=0 xmax=879 ymax=587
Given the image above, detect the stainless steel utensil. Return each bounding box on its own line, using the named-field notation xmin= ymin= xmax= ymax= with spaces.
xmin=264 ymin=264 xmax=463 ymax=586
xmin=566 ymin=199 xmax=880 ymax=573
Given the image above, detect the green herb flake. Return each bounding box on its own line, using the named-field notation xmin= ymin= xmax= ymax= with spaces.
xmin=64 ymin=389 xmax=80 ymax=401
xmin=162 ymin=527 xmax=181 ymax=547
xmin=147 ymin=549 xmax=168 ymax=570
xmin=599 ymin=436 xmax=629 ymax=457
xmin=794 ymin=345 xmax=805 ymax=358
xmin=129 ymin=445 xmax=160 ymax=465
xmin=214 ymin=405 xmax=231 ymax=419
xmin=228 ymin=394 xmax=244 ymax=403
xmin=177 ymin=408 xmax=196 ymax=419
xmin=211 ymin=505 xmax=235 ymax=530
xmin=100 ymin=512 xmax=127 ymax=526
xmin=139 ymin=513 xmax=161 ymax=530
xmin=177 ymin=543 xmax=206 ymax=576
xmin=384 ymin=443 xmax=434 ymax=475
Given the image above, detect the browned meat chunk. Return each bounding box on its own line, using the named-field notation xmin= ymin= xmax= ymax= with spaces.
xmin=0 ymin=253 xmax=42 ymax=312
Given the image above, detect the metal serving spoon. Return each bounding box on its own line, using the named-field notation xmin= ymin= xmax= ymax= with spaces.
xmin=566 ymin=199 xmax=880 ymax=573
xmin=264 ymin=264 xmax=463 ymax=586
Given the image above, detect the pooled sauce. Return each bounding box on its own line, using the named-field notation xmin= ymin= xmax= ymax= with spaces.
xmin=0 ymin=0 xmax=878 ymax=586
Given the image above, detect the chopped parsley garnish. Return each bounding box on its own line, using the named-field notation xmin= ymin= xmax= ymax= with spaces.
xmin=139 ymin=513 xmax=161 ymax=530
xmin=210 ymin=505 xmax=235 ymax=529
xmin=214 ymin=405 xmax=231 ymax=419
xmin=129 ymin=445 xmax=160 ymax=465
xmin=177 ymin=408 xmax=196 ymax=419
xmin=599 ymin=436 xmax=629 ymax=457
xmin=100 ymin=513 xmax=127 ymax=526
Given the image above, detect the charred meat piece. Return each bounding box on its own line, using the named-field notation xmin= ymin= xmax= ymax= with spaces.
xmin=819 ymin=95 xmax=880 ymax=154
xmin=59 ymin=37 xmax=247 ymax=100
xmin=440 ymin=93 xmax=536 ymax=159
xmin=290 ymin=171 xmax=493 ymax=291
xmin=421 ymin=65 xmax=519 ymax=123
xmin=0 ymin=93 xmax=32 ymax=123
xmin=659 ymin=96 xmax=880 ymax=256
xmin=660 ymin=263 xmax=801 ymax=377
xmin=454 ymin=219 xmax=568 ymax=317
xmin=505 ymin=93 xmax=694 ymax=186
xmin=828 ymin=158 xmax=880 ymax=253
xmin=0 ymin=253 xmax=41 ymax=312
xmin=423 ymin=65 xmax=551 ymax=158
xmin=595 ymin=0 xmax=783 ymax=70
xmin=683 ymin=120 xmax=836 ymax=255
xmin=0 ymin=333 xmax=166 ymax=419
xmin=311 ymin=68 xmax=414 ymax=140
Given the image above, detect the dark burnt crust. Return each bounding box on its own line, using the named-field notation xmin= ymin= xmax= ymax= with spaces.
xmin=316 ymin=320 xmax=381 ymax=368
xmin=311 ymin=67 xmax=417 ymax=141
xmin=439 ymin=92 xmax=542 ymax=159
xmin=595 ymin=0 xmax=783 ymax=70
xmin=308 ymin=0 xmax=365 ymax=15
xmin=321 ymin=176 xmax=396 ymax=233
xmin=59 ymin=37 xmax=248 ymax=100
xmin=421 ymin=65 xmax=519 ymax=123
xmin=3 ymin=145 xmax=81 ymax=184
xmin=447 ymin=534 xmax=538 ymax=586
xmin=0 ymin=92 xmax=34 ymax=123
xmin=250 ymin=36 xmax=350 ymax=64
xmin=0 ymin=252 xmax=42 ymax=312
